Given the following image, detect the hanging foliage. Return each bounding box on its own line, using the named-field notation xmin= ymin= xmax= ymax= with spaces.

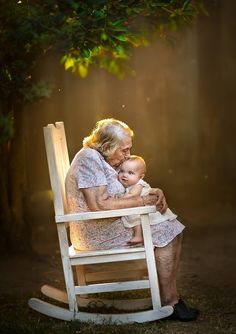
xmin=56 ymin=0 xmax=206 ymax=78
xmin=0 ymin=1 xmax=206 ymax=104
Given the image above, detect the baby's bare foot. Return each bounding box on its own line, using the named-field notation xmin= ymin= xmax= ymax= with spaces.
xmin=127 ymin=237 xmax=144 ymax=245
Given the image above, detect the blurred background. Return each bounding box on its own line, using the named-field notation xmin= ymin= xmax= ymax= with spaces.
xmin=26 ymin=0 xmax=235 ymax=252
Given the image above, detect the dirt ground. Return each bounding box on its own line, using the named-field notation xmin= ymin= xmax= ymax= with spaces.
xmin=0 ymin=195 xmax=236 ymax=333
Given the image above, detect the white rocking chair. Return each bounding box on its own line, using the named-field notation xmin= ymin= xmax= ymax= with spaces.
xmin=28 ymin=122 xmax=173 ymax=324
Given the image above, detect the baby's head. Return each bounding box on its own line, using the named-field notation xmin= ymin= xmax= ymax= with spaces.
xmin=118 ymin=155 xmax=146 ymax=188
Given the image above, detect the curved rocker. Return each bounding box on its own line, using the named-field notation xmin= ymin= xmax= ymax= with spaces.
xmin=41 ymin=284 xmax=153 ymax=311
xmin=28 ymin=297 xmax=173 ymax=324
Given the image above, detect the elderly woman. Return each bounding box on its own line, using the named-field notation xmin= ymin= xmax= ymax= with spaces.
xmin=65 ymin=118 xmax=198 ymax=321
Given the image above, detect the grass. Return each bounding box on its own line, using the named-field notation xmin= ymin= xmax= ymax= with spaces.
xmin=1 ymin=209 xmax=236 ymax=333
xmin=1 ymin=292 xmax=235 ymax=334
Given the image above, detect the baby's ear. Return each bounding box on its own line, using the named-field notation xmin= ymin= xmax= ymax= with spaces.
xmin=140 ymin=173 xmax=145 ymax=180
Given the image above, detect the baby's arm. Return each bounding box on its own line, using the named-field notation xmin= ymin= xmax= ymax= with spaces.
xmin=123 ymin=184 xmax=143 ymax=198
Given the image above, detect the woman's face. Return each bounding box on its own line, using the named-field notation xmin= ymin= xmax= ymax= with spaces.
xmin=106 ymin=137 xmax=132 ymax=168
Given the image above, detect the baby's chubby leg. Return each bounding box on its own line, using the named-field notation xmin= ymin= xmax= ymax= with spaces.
xmin=128 ymin=224 xmax=144 ymax=245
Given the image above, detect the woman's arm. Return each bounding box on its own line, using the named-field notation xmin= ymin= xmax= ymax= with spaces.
xmin=149 ymin=188 xmax=167 ymax=213
xmin=81 ymin=185 xmax=157 ymax=211
xmin=75 ymin=149 xmax=165 ymax=212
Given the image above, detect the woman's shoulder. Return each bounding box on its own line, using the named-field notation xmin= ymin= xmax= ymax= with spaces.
xmin=73 ymin=147 xmax=103 ymax=162
xmin=69 ymin=148 xmax=103 ymax=171
xmin=80 ymin=147 xmax=101 ymax=158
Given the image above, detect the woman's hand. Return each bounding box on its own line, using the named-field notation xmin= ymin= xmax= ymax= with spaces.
xmin=144 ymin=188 xmax=168 ymax=214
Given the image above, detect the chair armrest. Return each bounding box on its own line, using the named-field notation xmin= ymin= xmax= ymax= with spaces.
xmin=55 ymin=206 xmax=156 ymax=224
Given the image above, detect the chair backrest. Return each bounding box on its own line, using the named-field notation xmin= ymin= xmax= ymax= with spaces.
xmin=43 ymin=122 xmax=70 ymax=216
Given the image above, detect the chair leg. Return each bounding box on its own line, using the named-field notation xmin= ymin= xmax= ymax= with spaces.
xmin=57 ymin=225 xmax=78 ymax=312
xmin=141 ymin=215 xmax=161 ymax=309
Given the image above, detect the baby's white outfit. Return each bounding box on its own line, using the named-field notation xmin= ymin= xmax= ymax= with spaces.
xmin=121 ymin=179 xmax=177 ymax=228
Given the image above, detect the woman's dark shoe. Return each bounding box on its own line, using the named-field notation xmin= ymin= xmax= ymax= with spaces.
xmin=169 ymin=298 xmax=199 ymax=322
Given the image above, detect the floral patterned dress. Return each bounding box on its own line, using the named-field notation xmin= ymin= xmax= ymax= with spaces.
xmin=65 ymin=148 xmax=185 ymax=251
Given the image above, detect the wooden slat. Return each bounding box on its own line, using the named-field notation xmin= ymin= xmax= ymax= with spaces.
xmin=43 ymin=124 xmax=68 ymax=215
xmin=56 ymin=205 xmax=156 ymax=223
xmin=69 ymin=245 xmax=145 ymax=257
xmin=75 ymin=280 xmax=150 ymax=295
xmin=84 ymin=269 xmax=147 ymax=283
xmin=70 ymin=251 xmax=146 ymax=266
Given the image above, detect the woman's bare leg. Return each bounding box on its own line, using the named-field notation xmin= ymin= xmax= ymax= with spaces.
xmin=154 ymin=233 xmax=183 ymax=306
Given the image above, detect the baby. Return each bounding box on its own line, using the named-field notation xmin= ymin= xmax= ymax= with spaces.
xmin=118 ymin=155 xmax=177 ymax=245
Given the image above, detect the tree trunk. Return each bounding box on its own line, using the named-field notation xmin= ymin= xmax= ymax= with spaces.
xmin=0 ymin=142 xmax=13 ymax=252
xmin=0 ymin=103 xmax=32 ymax=253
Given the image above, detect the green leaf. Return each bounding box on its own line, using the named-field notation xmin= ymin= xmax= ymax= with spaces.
xmin=65 ymin=57 xmax=75 ymax=70
xmin=0 ymin=113 xmax=14 ymax=144
xmin=82 ymin=49 xmax=91 ymax=58
xmin=78 ymin=63 xmax=88 ymax=78
xmin=115 ymin=35 xmax=128 ymax=42
xmin=101 ymin=31 xmax=108 ymax=41
xmin=182 ymin=1 xmax=191 ymax=11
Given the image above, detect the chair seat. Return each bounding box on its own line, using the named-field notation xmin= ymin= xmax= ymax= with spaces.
xmin=69 ymin=245 xmax=145 ymax=257
xmin=69 ymin=245 xmax=146 ymax=265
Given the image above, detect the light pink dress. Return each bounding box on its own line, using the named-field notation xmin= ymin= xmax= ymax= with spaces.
xmin=65 ymin=148 xmax=185 ymax=251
